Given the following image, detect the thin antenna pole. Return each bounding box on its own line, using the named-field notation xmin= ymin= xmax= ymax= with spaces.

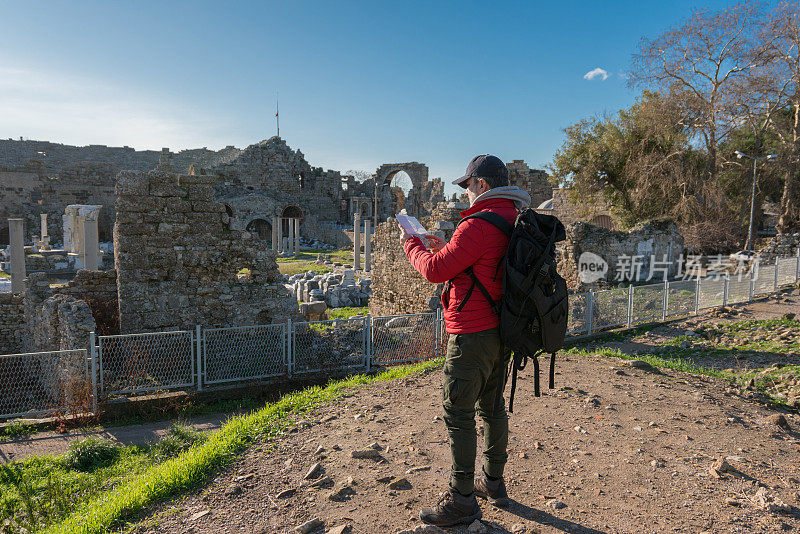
xmin=276 ymin=92 xmax=280 ymax=138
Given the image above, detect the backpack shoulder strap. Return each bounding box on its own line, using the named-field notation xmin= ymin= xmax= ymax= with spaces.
xmin=459 ymin=211 xmax=514 ymax=237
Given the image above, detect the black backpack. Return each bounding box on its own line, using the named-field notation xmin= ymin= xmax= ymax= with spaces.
xmin=451 ymin=209 xmax=568 ymax=412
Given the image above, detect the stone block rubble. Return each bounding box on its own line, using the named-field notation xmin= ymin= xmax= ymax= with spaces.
xmin=288 ymin=269 xmax=372 ymax=309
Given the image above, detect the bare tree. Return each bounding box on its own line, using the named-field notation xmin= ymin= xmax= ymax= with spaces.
xmin=629 ymin=3 xmax=768 ymax=189
xmin=763 ymin=2 xmax=800 ymax=232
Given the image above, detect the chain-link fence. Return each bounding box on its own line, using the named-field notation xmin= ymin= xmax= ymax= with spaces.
xmin=202 ymin=323 xmax=287 ymax=386
xmin=98 ymin=330 xmax=195 ymax=397
xmin=371 ymin=313 xmax=438 ymax=365
xmin=0 ymin=350 xmax=89 ymax=419
xmin=292 ymin=317 xmax=367 ymax=375
xmin=2 ymin=253 xmax=798 ymax=420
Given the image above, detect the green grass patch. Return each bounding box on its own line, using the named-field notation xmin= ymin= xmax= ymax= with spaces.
xmin=44 ymin=357 xmax=443 ymax=534
xmin=0 ymin=270 xmax=9 ymax=279
xmin=1 ymin=423 xmax=206 ymax=532
xmin=327 ymin=306 xmax=369 ymax=320
xmin=277 ymin=261 xmax=332 ymax=276
xmin=0 ymin=420 xmax=37 ymax=442
xmin=565 ymin=346 xmax=734 ymax=380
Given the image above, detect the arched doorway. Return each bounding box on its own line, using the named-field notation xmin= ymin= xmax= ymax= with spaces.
xmin=281 ymin=205 xmax=303 ymax=219
xmin=246 ymin=218 xmax=272 ymax=240
xmin=383 ymin=170 xmax=413 ymax=215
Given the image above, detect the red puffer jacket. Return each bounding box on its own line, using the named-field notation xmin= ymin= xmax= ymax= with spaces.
xmin=403 ymin=197 xmax=517 ymax=334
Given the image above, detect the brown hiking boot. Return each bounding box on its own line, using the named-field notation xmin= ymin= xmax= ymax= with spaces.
xmin=419 ymin=487 xmax=482 ymax=527
xmin=474 ymin=472 xmax=510 ymax=507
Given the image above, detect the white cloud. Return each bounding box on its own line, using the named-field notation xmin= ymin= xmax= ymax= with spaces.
xmin=0 ymin=63 xmax=229 ymax=150
xmin=583 ymin=68 xmax=609 ymax=81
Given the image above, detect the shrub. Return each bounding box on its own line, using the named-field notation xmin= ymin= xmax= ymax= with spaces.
xmin=65 ymin=438 xmax=120 ymax=472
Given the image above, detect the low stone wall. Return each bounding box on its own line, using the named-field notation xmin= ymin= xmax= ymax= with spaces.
xmin=0 ymin=293 xmax=25 ymax=354
xmin=24 ymin=273 xmax=96 ymax=352
xmin=759 ymin=233 xmax=800 ymax=262
xmin=114 ymin=169 xmax=298 ymax=333
xmin=54 ymin=270 xmax=119 ymax=335
xmin=558 ymin=219 xmax=685 ymax=290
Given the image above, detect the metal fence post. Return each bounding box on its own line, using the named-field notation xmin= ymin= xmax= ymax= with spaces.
xmin=694 ymin=277 xmax=701 ymax=314
xmin=626 ymin=284 xmax=633 ymax=328
xmin=89 ymin=331 xmax=98 ymax=414
xmin=586 ymin=290 xmax=594 ymax=334
xmin=195 ymin=324 xmax=203 ymax=391
xmin=749 ymin=266 xmax=755 ymax=301
xmin=287 ymin=317 xmax=293 ymax=377
xmin=721 ymin=276 xmax=728 ymax=307
xmin=774 ymin=257 xmax=779 ymax=292
xmin=662 ymin=280 xmax=668 ymax=321
xmin=365 ymin=314 xmax=371 ymax=372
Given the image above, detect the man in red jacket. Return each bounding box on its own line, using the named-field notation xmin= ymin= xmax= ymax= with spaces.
xmin=400 ymin=155 xmax=531 ymax=526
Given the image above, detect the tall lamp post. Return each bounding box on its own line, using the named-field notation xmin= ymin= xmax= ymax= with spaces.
xmin=735 ymin=151 xmax=777 ymax=252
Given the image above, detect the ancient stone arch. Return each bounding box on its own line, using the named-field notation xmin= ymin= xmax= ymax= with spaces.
xmin=245 ymin=218 xmax=272 ymax=240
xmin=281 ymin=205 xmax=304 ymax=219
xmin=374 ymin=162 xmax=430 ymax=219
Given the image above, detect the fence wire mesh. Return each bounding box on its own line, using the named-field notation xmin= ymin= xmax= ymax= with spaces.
xmin=631 ymin=283 xmax=665 ymax=324
xmin=666 ymin=280 xmax=696 ymax=317
xmin=753 ymin=265 xmax=776 ymax=296
xmin=567 ymin=292 xmax=589 ymax=334
xmin=203 ymin=324 xmax=287 ymax=385
xmin=778 ymin=258 xmax=798 ymax=287
xmin=591 ymin=288 xmax=628 ymax=330
xmin=371 ymin=313 xmax=437 ymax=365
xmin=99 ymin=330 xmax=194 ymax=396
xmin=698 ymin=277 xmax=725 ymax=309
xmin=726 ymin=276 xmax=751 ymax=304
xmin=292 ymin=317 xmax=366 ymax=374
xmin=0 ymin=350 xmax=89 ymax=420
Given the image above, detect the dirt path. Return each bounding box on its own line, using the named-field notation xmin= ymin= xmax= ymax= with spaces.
xmin=0 ymin=414 xmax=227 ymax=463
xmin=127 ymin=296 xmax=800 ymax=534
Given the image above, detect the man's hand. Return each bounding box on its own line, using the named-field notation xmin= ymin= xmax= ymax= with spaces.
xmin=398 ymin=223 xmax=413 ymax=243
xmin=423 ymin=234 xmax=446 ymax=253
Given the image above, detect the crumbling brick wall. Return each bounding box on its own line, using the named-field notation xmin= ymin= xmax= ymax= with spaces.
xmin=114 ymin=169 xmax=298 ymax=333
xmin=506 ymin=160 xmax=553 ymax=209
xmin=0 ymin=293 xmax=25 ymax=354
xmin=55 ymin=270 xmax=119 ymax=335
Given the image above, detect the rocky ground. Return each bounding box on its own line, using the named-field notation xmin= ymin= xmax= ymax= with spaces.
xmin=126 ymin=293 xmax=800 ymax=534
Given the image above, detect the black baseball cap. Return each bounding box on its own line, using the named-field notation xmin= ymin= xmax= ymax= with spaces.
xmin=452 ymin=154 xmax=508 ymax=188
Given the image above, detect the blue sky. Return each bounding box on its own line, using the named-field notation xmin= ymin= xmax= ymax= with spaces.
xmin=0 ymin=0 xmax=754 ymax=196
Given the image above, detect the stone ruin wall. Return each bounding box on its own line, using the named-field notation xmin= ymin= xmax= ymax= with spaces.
xmin=506 ymin=160 xmax=553 ymax=209
xmin=558 ymin=219 xmax=685 ymax=291
xmin=0 ymin=293 xmax=25 ymax=354
xmin=114 ymin=169 xmax=298 ymax=333
xmin=24 ymin=272 xmax=96 ymax=353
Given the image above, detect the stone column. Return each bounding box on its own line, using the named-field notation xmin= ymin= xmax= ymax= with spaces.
xmin=271 ymin=216 xmax=279 ymax=250
xmin=8 ymin=219 xmax=25 ymax=295
xmin=288 ymin=217 xmax=295 ymax=255
xmin=82 ymin=211 xmax=100 ymax=270
xmin=353 ymin=213 xmax=361 ymax=270
xmin=364 ymin=219 xmax=371 ymax=272
xmin=40 ymin=213 xmax=48 ymax=240
xmin=294 ymin=218 xmax=301 ymax=256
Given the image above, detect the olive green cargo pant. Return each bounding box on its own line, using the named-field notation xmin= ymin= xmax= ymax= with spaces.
xmin=442 ymin=327 xmax=509 ymax=495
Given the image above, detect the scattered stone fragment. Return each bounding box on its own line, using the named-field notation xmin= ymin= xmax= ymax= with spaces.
xmin=547 ymin=499 xmax=567 ymax=510
xmin=467 ymin=519 xmax=488 ymax=533
xmin=310 ymin=476 xmax=333 ymax=488
xmin=377 ymin=475 xmax=395 ymax=483
xmin=650 ymin=459 xmax=665 ymax=468
xmin=304 ymin=462 xmax=323 ymax=480
xmin=519 ymin=452 xmax=528 ymax=459
xmin=369 ymin=442 xmax=383 ymax=450
xmin=189 ymin=510 xmax=210 ymax=521
xmin=405 ymin=465 xmax=431 ymax=474
xmin=328 ymin=485 xmax=356 ymax=502
xmin=752 ymin=487 xmax=792 ymax=514
xmin=511 ymin=524 xmax=527 ymax=533
xmin=625 ymin=360 xmax=661 ymax=373
xmin=534 ymin=441 xmax=543 ymax=450
xmin=397 ymin=525 xmax=446 ymax=534
xmin=295 ymin=518 xmax=324 ymax=533
xmin=388 ymin=477 xmax=412 ymax=490
xmin=711 ymin=458 xmax=733 ymax=474
xmin=284 ymin=458 xmax=294 ymax=469
xmin=313 ymin=445 xmax=325 ymax=456
xmin=767 ymin=414 xmax=790 ymax=430
xmin=277 ymin=488 xmax=296 ymax=499
xmin=725 ymin=497 xmax=741 ymax=507
xmin=224 ymin=483 xmax=242 ymax=496
xmin=351 ymin=448 xmax=382 ymax=459
xmin=327 ymin=525 xmax=352 ymax=534
xmin=320 ymin=415 xmax=338 ymax=423
xmin=235 ymin=473 xmax=254 ymax=482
